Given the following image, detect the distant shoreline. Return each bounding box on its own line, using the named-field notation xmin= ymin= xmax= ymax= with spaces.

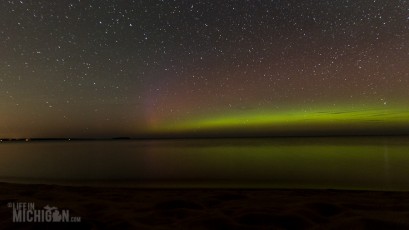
xmin=1 ymin=134 xmax=409 ymax=142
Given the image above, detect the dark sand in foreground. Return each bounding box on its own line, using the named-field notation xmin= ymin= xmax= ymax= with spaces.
xmin=1 ymin=183 xmax=409 ymax=229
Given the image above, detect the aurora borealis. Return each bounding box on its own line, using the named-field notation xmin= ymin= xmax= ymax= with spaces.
xmin=1 ymin=0 xmax=409 ymax=138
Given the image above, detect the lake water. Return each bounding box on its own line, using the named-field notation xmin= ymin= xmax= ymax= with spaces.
xmin=0 ymin=137 xmax=409 ymax=191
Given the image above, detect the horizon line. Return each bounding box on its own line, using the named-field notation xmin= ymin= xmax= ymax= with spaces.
xmin=1 ymin=133 xmax=409 ymax=142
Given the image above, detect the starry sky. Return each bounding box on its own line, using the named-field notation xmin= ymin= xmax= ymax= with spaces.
xmin=1 ymin=0 xmax=409 ymax=138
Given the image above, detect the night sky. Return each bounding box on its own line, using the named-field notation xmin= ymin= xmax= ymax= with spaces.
xmin=1 ymin=0 xmax=409 ymax=138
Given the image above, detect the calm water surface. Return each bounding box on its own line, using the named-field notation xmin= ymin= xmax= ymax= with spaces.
xmin=0 ymin=137 xmax=408 ymax=190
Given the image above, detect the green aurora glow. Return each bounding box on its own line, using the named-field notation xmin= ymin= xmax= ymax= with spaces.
xmin=2 ymin=1 xmax=409 ymax=138
xmin=151 ymin=106 xmax=409 ymax=137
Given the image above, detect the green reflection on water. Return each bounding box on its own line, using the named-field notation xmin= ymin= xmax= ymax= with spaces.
xmin=135 ymin=137 xmax=409 ymax=190
xmin=0 ymin=137 xmax=408 ymax=190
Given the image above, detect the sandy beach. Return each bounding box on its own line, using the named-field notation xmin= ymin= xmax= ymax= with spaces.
xmin=0 ymin=182 xmax=408 ymax=229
